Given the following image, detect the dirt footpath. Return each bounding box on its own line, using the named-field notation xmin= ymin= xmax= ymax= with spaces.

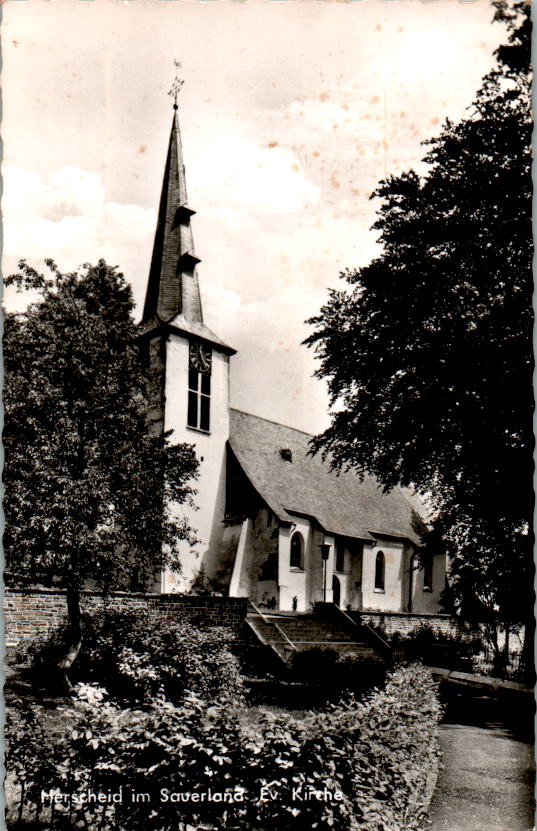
xmin=429 ymin=719 xmax=535 ymax=831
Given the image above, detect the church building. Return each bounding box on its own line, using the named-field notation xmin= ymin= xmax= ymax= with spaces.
xmin=138 ymin=102 xmax=446 ymax=616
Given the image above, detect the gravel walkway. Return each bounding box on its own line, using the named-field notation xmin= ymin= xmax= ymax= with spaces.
xmin=429 ymin=718 xmax=535 ymax=831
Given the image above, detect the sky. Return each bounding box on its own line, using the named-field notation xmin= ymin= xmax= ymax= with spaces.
xmin=2 ymin=0 xmax=508 ymax=435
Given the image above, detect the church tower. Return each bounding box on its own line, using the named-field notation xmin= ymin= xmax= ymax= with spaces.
xmin=139 ymin=91 xmax=235 ymax=593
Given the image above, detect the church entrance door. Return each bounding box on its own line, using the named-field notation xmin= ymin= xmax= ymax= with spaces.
xmin=332 ymin=575 xmax=341 ymax=608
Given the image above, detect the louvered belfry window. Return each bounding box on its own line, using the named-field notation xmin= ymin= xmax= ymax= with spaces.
xmin=187 ymin=341 xmax=212 ymax=431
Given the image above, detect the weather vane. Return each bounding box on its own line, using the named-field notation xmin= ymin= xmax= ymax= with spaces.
xmin=168 ymin=59 xmax=184 ymax=110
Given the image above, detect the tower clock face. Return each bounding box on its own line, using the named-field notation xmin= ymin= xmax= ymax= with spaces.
xmin=189 ymin=342 xmax=212 ymax=373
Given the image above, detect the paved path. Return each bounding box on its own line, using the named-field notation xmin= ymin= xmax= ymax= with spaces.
xmin=429 ymin=718 xmax=535 ymax=831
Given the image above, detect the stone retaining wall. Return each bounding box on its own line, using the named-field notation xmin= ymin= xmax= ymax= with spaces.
xmin=4 ymin=589 xmax=248 ymax=647
xmin=357 ymin=610 xmax=466 ymax=637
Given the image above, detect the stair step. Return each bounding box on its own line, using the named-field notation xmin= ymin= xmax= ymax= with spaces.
xmin=247 ymin=611 xmax=381 ymax=667
xmin=292 ymin=644 xmax=376 ymax=655
xmin=247 ymin=612 xmax=374 ymax=654
xmin=265 ymin=640 xmax=372 ymax=650
xmin=293 ymin=640 xmax=366 ymax=649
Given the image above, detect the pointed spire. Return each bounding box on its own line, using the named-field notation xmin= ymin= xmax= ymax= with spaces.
xmin=142 ymin=68 xmax=203 ymax=324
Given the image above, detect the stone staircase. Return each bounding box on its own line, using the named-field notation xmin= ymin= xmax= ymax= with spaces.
xmin=246 ymin=605 xmax=380 ymax=666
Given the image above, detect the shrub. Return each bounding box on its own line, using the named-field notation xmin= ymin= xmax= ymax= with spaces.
xmin=292 ymin=647 xmax=339 ymax=679
xmin=17 ymin=610 xmax=244 ymax=705
xmin=5 ymin=699 xmax=64 ymax=823
xmin=391 ymin=624 xmax=480 ymax=671
xmin=334 ymin=650 xmax=387 ymax=693
xmin=14 ymin=620 xmax=76 ymax=675
xmin=292 ymin=648 xmax=387 ymax=695
xmin=6 ymin=664 xmax=442 ymax=831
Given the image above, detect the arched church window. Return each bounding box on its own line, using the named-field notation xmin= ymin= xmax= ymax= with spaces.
xmin=290 ymin=532 xmax=304 ymax=570
xmin=423 ymin=556 xmax=433 ymax=592
xmin=374 ymin=550 xmax=385 ymax=591
xmin=187 ymin=341 xmax=212 ymax=431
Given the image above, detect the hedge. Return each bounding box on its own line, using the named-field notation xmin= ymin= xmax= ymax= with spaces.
xmin=6 ymin=664 xmax=442 ymax=831
xmin=15 ymin=609 xmax=245 ymax=705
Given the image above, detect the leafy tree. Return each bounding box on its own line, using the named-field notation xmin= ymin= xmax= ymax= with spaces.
xmin=306 ymin=3 xmax=533 ymax=669
xmin=4 ymin=259 xmax=199 ymax=682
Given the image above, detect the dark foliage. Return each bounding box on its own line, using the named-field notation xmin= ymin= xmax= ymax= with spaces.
xmin=292 ymin=647 xmax=340 ymax=679
xmin=4 ymin=260 xmax=199 ymax=645
xmin=306 ymin=4 xmax=533 ymax=647
xmin=6 ymin=664 xmax=442 ymax=831
xmin=334 ymin=650 xmax=387 ymax=692
xmin=16 ymin=610 xmax=244 ymax=706
xmin=390 ymin=625 xmax=481 ymax=672
xmin=292 ymin=647 xmax=387 ymax=694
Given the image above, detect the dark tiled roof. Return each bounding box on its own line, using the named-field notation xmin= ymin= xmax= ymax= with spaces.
xmin=228 ymin=409 xmax=421 ymax=545
xmin=138 ymin=314 xmax=235 ymax=355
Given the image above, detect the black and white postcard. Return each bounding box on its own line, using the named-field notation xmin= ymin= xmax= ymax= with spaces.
xmin=3 ymin=2 xmax=534 ymax=830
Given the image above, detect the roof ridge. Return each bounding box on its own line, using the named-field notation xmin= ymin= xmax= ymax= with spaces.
xmin=229 ymin=408 xmax=314 ymax=439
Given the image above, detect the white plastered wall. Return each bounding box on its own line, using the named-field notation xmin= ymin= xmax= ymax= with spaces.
xmin=161 ymin=334 xmax=230 ymax=592
xmin=277 ymin=517 xmax=315 ymax=611
xmin=361 ymin=539 xmax=405 ymax=612
xmin=410 ymin=552 xmax=447 ymax=613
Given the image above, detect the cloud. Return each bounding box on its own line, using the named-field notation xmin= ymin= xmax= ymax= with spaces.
xmin=3 ymin=167 xmax=43 ymax=221
xmin=42 ymin=168 xmax=106 ymax=221
xmin=2 ymin=159 xmax=362 ymax=434
xmin=3 ymin=165 xmax=156 ymax=310
xmin=372 ymin=26 xmax=466 ymax=83
xmin=190 ymin=136 xmax=320 ymax=215
xmin=201 ymin=276 xmax=331 ymax=434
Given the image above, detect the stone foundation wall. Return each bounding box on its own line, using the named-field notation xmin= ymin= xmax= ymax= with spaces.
xmin=4 ymin=589 xmax=248 ymax=647
xmin=358 ymin=610 xmax=465 ymax=638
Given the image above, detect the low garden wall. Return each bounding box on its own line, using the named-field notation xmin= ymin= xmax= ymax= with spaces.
xmin=4 ymin=588 xmax=248 ymax=647
xmin=357 ymin=610 xmax=466 ymax=637
xmin=4 ymin=589 xmax=471 ymax=648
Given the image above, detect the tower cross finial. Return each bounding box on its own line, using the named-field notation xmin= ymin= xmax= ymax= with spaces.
xmin=168 ymin=59 xmax=184 ymax=111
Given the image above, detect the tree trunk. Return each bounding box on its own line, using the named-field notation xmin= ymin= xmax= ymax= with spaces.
xmin=56 ymin=584 xmax=83 ymax=692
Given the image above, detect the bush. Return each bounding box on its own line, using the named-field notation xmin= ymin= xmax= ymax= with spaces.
xmin=5 ymin=698 xmax=65 ymax=822
xmin=334 ymin=650 xmax=387 ymax=693
xmin=6 ymin=664 xmax=442 ymax=831
xmin=17 ymin=610 xmax=244 ymax=705
xmin=292 ymin=648 xmax=387 ymax=695
xmin=15 ymin=622 xmax=78 ymax=673
xmin=292 ymin=647 xmax=339 ymax=679
xmin=391 ymin=624 xmax=480 ymax=671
